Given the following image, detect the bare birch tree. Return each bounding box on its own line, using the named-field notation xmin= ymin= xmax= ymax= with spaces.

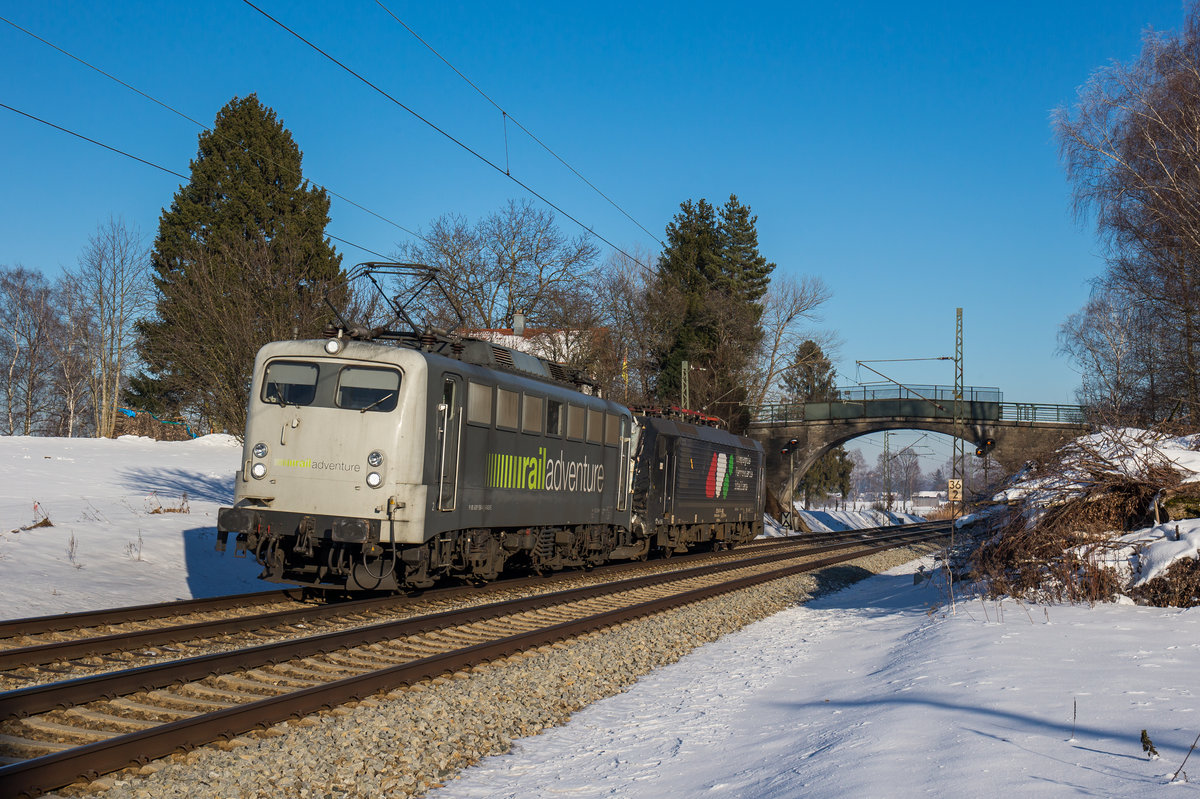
xmin=0 ymin=267 xmax=57 ymax=435
xmin=70 ymin=218 xmax=152 ymax=437
xmin=1058 ymin=282 xmax=1161 ymax=423
xmin=46 ymin=278 xmax=94 ymax=436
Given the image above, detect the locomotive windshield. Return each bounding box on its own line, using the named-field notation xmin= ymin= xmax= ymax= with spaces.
xmin=262 ymin=361 xmax=318 ymax=406
xmin=261 ymin=359 xmax=401 ymax=413
xmin=337 ymin=366 xmax=400 ymax=412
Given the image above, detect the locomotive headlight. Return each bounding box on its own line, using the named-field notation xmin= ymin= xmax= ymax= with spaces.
xmin=250 ymin=462 xmax=267 ymax=479
xmin=252 ymin=442 xmax=268 ymax=459
xmin=367 ymin=450 xmax=384 ymax=467
xmin=366 ymin=471 xmax=383 ymax=488
xmin=324 ymin=338 xmax=343 ymax=355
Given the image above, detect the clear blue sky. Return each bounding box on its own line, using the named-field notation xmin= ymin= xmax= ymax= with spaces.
xmin=0 ymin=1 xmax=1186 ymax=438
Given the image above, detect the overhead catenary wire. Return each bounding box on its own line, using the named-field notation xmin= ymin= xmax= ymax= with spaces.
xmin=0 ymin=101 xmax=391 ymax=261
xmin=240 ymin=0 xmax=654 ymax=274
xmin=373 ymin=0 xmax=666 ymax=248
xmin=0 ymin=14 xmax=427 ymax=246
xmin=0 ymin=102 xmax=188 ymax=181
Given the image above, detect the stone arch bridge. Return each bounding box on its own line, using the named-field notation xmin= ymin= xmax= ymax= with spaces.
xmin=744 ymin=386 xmax=1087 ymax=504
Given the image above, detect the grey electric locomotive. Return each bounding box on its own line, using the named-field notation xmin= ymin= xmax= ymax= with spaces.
xmin=217 ymin=333 xmax=637 ymax=591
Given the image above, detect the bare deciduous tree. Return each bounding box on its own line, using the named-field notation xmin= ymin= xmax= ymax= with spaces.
xmin=590 ymin=247 xmax=696 ymax=404
xmin=0 ymin=266 xmax=57 ymax=435
xmin=46 ymin=278 xmax=94 ymax=436
xmin=749 ymin=275 xmax=832 ymax=407
xmin=1054 ymin=8 xmax=1200 ymax=422
xmin=141 ymin=236 xmax=343 ymax=435
xmin=1058 ymin=282 xmax=1162 ymax=423
xmin=400 ymin=200 xmax=600 ymax=332
xmin=70 ymin=218 xmax=152 ymax=437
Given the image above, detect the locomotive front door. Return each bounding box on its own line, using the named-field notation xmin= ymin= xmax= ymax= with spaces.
xmin=436 ymin=375 xmax=463 ymax=511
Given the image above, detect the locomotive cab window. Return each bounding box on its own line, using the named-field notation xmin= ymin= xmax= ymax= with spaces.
xmin=497 ymin=388 xmax=520 ymax=430
xmin=468 ymin=382 xmax=493 ymax=425
xmin=523 ymin=395 xmax=544 ymax=433
xmin=336 ymin=366 xmax=400 ymax=412
xmin=262 ymin=361 xmax=318 ymax=406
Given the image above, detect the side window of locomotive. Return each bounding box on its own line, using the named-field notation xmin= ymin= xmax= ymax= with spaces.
xmin=467 ymin=382 xmax=493 ymax=425
xmin=496 ymin=388 xmax=520 ymax=430
xmin=336 ymin=366 xmax=400 ymax=412
xmin=587 ymin=408 xmax=604 ymax=444
xmin=523 ymin=394 xmax=544 ymax=434
xmin=262 ymin=361 xmax=318 ymax=406
xmin=567 ymin=404 xmax=586 ymax=440
xmin=605 ymin=413 xmax=621 ymax=446
xmin=546 ymin=399 xmax=563 ymax=437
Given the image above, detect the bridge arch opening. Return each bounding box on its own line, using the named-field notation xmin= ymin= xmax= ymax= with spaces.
xmin=780 ymin=427 xmax=995 ymax=511
xmin=746 ymin=388 xmax=1086 ymax=509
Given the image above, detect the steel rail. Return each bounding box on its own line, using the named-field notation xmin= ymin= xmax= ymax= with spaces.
xmin=0 ymin=521 xmax=935 ymax=643
xmin=0 ymin=539 xmax=801 ymax=670
xmin=0 ymin=526 xmax=948 ymax=798
xmin=0 ymin=590 xmax=293 ymax=639
xmin=0 ymin=527 xmax=924 ymax=671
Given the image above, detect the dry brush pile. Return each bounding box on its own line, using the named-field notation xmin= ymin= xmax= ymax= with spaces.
xmin=970 ymin=428 xmax=1200 ymax=606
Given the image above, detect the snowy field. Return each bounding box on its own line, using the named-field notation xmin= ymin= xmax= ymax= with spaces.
xmin=0 ymin=434 xmax=266 ymax=620
xmin=433 ymin=557 xmax=1200 ymax=798
xmin=4 ymin=434 xmax=1200 ymax=796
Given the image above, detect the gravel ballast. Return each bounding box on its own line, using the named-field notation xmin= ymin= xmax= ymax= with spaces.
xmin=60 ymin=543 xmax=940 ymax=799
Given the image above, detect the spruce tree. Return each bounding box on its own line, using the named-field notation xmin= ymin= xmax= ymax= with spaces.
xmin=656 ymin=199 xmax=722 ymax=405
xmin=781 ymin=340 xmax=851 ymax=507
xmin=136 ymin=94 xmax=344 ymax=432
xmin=718 ymin=194 xmax=775 ymax=307
xmin=781 ymin=339 xmax=836 ymax=402
xmin=653 ymin=195 xmax=774 ymax=432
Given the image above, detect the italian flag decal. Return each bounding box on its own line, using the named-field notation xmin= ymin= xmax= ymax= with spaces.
xmin=706 ymin=452 xmax=733 ymax=499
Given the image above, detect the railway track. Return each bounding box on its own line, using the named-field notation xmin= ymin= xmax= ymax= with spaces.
xmin=0 ymin=537 xmax=812 ymax=688
xmin=0 ymin=521 xmax=949 ymax=797
xmin=0 ymin=524 xmax=945 ymax=687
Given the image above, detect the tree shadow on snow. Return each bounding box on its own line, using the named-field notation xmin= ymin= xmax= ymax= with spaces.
xmin=800 ymin=569 xmax=946 ymax=615
xmin=118 ymin=467 xmax=235 ymax=505
xmin=771 ymin=695 xmax=1185 ymax=776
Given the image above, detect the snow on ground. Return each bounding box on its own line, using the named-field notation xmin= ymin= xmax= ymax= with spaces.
xmin=433 ymin=557 xmax=1200 ymax=798
xmin=0 ymin=434 xmax=267 ymax=620
xmin=761 ymin=508 xmax=924 ymax=538
xmin=795 ymin=507 xmax=924 ymax=532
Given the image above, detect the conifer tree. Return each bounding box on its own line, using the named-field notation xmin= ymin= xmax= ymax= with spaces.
xmin=653 ymin=195 xmax=775 ymax=431
xmin=781 ymin=340 xmax=852 ymax=506
xmin=135 ymin=94 xmax=344 ymax=433
xmin=656 ymin=199 xmax=722 ymax=405
xmin=719 ymin=195 xmax=775 ymax=307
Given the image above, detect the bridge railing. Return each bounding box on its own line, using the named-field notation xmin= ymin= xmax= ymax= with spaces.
xmin=751 ymin=403 xmax=807 ymax=425
xmin=999 ymin=403 xmax=1086 ymax=424
xmin=748 ymin=400 xmax=1087 ymax=427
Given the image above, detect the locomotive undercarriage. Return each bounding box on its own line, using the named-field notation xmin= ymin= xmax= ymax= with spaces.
xmin=219 ymin=510 xmax=759 ymax=593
